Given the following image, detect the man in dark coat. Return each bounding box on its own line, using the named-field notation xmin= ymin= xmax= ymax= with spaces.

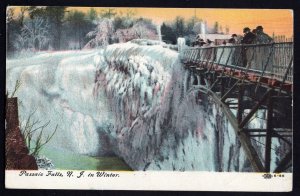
xmin=241 ymin=27 xmax=256 ymax=44
xmin=228 ymin=34 xmax=238 ymax=44
xmin=241 ymin=27 xmax=256 ymax=67
xmin=255 ymin=26 xmax=273 ymax=44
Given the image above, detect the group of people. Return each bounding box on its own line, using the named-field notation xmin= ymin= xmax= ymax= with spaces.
xmin=229 ymin=25 xmax=273 ymax=45
xmin=189 ymin=25 xmax=274 ymax=68
xmin=192 ymin=25 xmax=273 ymax=47
xmin=192 ymin=35 xmax=215 ymax=47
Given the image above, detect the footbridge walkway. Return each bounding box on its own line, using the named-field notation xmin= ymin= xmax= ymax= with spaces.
xmin=180 ymin=42 xmax=293 ymax=172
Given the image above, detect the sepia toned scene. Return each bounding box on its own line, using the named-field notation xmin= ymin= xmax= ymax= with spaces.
xmin=6 ymin=7 xmax=293 ymax=173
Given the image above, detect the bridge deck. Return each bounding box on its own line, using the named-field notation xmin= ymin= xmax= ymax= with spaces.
xmin=181 ymin=42 xmax=293 ymax=92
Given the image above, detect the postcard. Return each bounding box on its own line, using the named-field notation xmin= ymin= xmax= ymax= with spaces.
xmin=5 ymin=6 xmax=293 ymax=191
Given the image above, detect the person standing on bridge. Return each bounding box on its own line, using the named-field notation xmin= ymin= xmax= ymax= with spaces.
xmin=240 ymin=27 xmax=256 ymax=67
xmin=241 ymin=27 xmax=256 ymax=44
xmin=192 ymin=35 xmax=206 ymax=47
xmin=255 ymin=26 xmax=273 ymax=44
xmin=228 ymin=34 xmax=238 ymax=45
xmin=199 ymin=39 xmax=206 ymax=47
xmin=205 ymin=39 xmax=214 ymax=47
xmin=228 ymin=34 xmax=238 ymax=65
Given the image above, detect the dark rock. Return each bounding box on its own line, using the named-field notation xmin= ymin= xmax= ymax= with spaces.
xmin=19 ymin=155 xmax=38 ymax=170
xmin=5 ymin=97 xmax=38 ymax=170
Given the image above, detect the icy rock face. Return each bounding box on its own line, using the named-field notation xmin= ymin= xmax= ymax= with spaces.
xmin=6 ymin=50 xmax=115 ymax=156
xmin=35 ymin=156 xmax=54 ymax=170
xmin=7 ymin=43 xmax=280 ymax=171
xmin=93 ymin=43 xmax=252 ymax=171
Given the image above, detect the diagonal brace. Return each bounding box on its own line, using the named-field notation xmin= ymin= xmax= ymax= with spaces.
xmin=239 ymin=89 xmax=272 ymax=128
xmin=221 ymin=80 xmax=240 ymax=102
xmin=274 ymin=149 xmax=292 ymax=173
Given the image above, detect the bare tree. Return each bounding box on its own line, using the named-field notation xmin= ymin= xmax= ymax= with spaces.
xmin=6 ymin=7 xmax=14 ymax=24
xmin=213 ymin=21 xmax=219 ymax=34
xmin=225 ymin=26 xmax=230 ymax=34
xmin=219 ymin=25 xmax=223 ymax=34
xmin=115 ymin=28 xmax=135 ymax=43
xmin=85 ymin=18 xmax=115 ymax=48
xmin=14 ymin=17 xmax=50 ymax=51
xmin=132 ymin=21 xmax=156 ymax=39
xmin=99 ymin=8 xmax=117 ymax=19
xmin=192 ymin=22 xmax=202 ymax=34
xmin=18 ymin=6 xmax=28 ymax=27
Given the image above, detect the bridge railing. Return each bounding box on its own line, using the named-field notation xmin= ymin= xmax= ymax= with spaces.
xmin=181 ymin=42 xmax=293 ymax=83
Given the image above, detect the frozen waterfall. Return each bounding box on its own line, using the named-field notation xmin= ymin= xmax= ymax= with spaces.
xmin=6 ymin=42 xmax=280 ymax=171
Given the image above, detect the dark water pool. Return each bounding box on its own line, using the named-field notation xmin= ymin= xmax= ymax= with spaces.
xmin=39 ymin=144 xmax=132 ymax=171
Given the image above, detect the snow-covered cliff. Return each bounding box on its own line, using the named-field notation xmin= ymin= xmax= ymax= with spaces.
xmin=6 ymin=42 xmax=281 ymax=171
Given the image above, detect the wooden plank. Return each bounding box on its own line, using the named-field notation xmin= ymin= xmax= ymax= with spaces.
xmin=265 ymin=91 xmax=273 ymax=172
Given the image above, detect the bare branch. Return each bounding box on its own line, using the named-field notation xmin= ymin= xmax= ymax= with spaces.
xmin=10 ymin=80 xmax=21 ymax=97
xmin=20 ymin=108 xmax=58 ymax=157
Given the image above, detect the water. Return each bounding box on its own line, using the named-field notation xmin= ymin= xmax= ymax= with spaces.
xmin=177 ymin=37 xmax=186 ymax=54
xmin=156 ymin=24 xmax=162 ymax=43
xmin=39 ymin=144 xmax=132 ymax=171
xmin=201 ymin=22 xmax=206 ymax=40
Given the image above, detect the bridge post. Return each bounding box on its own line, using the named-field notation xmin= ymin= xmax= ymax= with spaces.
xmin=177 ymin=37 xmax=186 ymax=57
xmin=265 ymin=90 xmax=274 ymax=172
xmin=237 ymin=85 xmax=245 ymax=124
xmin=220 ymin=77 xmax=225 ymax=97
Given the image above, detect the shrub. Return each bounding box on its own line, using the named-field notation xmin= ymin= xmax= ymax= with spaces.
xmin=21 ymin=109 xmax=58 ymax=157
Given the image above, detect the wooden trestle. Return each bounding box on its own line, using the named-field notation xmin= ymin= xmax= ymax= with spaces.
xmin=181 ymin=42 xmax=293 ymax=172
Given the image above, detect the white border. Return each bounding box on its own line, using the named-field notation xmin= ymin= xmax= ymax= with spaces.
xmin=5 ymin=170 xmax=292 ymax=191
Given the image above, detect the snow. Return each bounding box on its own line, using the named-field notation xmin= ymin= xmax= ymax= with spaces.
xmin=6 ymin=41 xmax=282 ymax=171
xmin=7 ymin=50 xmax=113 ymax=156
xmin=177 ymin=37 xmax=186 ymax=54
xmin=197 ymin=33 xmax=232 ymax=41
xmin=35 ymin=156 xmax=54 ymax=170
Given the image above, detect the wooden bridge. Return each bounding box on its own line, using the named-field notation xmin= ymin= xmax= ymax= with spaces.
xmin=181 ymin=42 xmax=293 ymax=172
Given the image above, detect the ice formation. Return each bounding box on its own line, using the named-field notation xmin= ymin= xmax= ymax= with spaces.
xmin=6 ymin=41 xmax=282 ymax=171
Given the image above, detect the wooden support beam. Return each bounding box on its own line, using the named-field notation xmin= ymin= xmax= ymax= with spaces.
xmin=221 ymin=80 xmax=240 ymax=102
xmin=274 ymin=150 xmax=292 ymax=173
xmin=265 ymin=90 xmax=273 ymax=172
xmin=247 ymin=134 xmax=292 ymax=138
xmin=243 ymin=129 xmax=267 ymax=132
xmin=208 ymin=89 xmax=265 ymax=172
xmin=272 ymin=96 xmax=292 ymax=99
xmin=273 ymin=128 xmax=293 ymax=132
xmin=239 ymin=89 xmax=271 ymax=128
xmin=272 ymin=132 xmax=292 ymax=146
xmin=209 ymin=78 xmax=220 ymax=91
xmin=221 ymin=77 xmax=225 ymax=97
xmin=196 ymin=68 xmax=207 ymax=75
xmin=237 ymin=85 xmax=245 ymax=124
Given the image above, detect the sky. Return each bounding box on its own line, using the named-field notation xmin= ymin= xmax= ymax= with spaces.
xmin=12 ymin=7 xmax=293 ymax=37
xmin=71 ymin=7 xmax=293 ymax=37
